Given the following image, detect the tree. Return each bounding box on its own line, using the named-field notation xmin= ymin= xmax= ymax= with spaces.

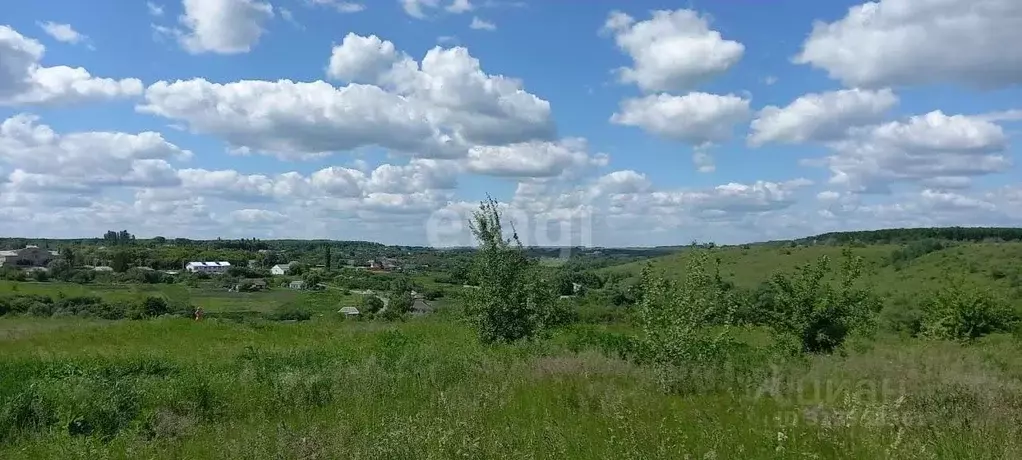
xmin=639 ymin=251 xmax=739 ymax=391
xmin=111 ymin=251 xmax=129 ymax=273
xmin=324 ymin=245 xmax=332 ymax=270
xmin=467 ymin=196 xmax=555 ymax=344
xmin=920 ymin=278 xmax=1018 ymax=341
xmin=767 ymin=250 xmax=882 ymax=353
xmin=389 ymin=291 xmax=413 ymax=314
xmin=47 ymin=259 xmax=72 ymax=281
xmin=60 ymin=247 xmax=75 ymax=266
xmin=302 ymin=270 xmax=323 ymax=287
xmin=360 ymin=295 xmax=385 ymax=314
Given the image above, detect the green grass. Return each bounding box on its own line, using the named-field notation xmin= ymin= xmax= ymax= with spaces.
xmin=0 ymin=316 xmax=1020 ymax=458
xmin=602 ymin=242 xmax=1022 ymax=305
xmin=0 ymin=281 xmax=358 ymax=314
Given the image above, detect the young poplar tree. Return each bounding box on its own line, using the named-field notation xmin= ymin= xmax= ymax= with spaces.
xmin=468 ymin=196 xmax=554 ymax=343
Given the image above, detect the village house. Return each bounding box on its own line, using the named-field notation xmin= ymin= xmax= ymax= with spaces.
xmin=270 ymin=263 xmax=291 ymax=275
xmin=0 ymin=246 xmax=59 ymax=268
xmin=339 ymin=306 xmax=360 ymax=317
xmin=185 ymin=261 xmax=231 ymax=274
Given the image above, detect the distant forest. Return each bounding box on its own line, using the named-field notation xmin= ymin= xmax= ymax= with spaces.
xmin=798 ymin=227 xmax=1022 ymax=245
xmin=4 ymin=227 xmax=1022 ymax=253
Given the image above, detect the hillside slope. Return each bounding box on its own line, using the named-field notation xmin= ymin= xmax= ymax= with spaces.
xmin=600 ymin=242 xmax=1022 ymax=306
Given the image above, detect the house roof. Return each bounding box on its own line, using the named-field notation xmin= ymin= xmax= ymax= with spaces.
xmin=339 ymin=306 xmax=360 ymax=315
xmin=0 ymin=250 xmax=17 ymax=257
xmin=186 ymin=261 xmax=231 ymax=267
xmin=272 ymin=263 xmax=291 ymax=269
xmin=412 ymin=299 xmax=434 ymax=313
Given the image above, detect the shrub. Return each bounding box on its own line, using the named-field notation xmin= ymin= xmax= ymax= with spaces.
xmin=360 ymin=295 xmax=385 ymax=314
xmin=920 ymin=279 xmax=1019 ymax=341
xmin=128 ymin=296 xmax=170 ymax=319
xmin=376 ymin=307 xmax=404 ymax=322
xmin=879 ymin=295 xmax=925 ymax=337
xmin=268 ymin=305 xmax=312 ymax=321
xmin=639 ymin=250 xmax=739 ymax=391
xmin=767 ymin=249 xmax=882 ymax=354
xmin=388 ymin=292 xmax=413 ymax=314
xmin=421 ymin=288 xmax=444 ymax=301
xmin=466 ymin=196 xmax=556 ymax=344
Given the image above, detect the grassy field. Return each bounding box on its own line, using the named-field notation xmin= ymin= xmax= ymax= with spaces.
xmin=0 ymin=317 xmax=1019 ymax=458
xmin=2 ymin=240 xmax=1022 ymax=458
xmin=0 ymin=281 xmax=358 ymax=314
xmin=602 ymin=242 xmax=1022 ymax=306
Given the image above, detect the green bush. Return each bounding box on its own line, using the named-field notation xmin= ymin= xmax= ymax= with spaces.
xmin=920 ymin=279 xmax=1019 ymax=341
xmin=467 ymin=197 xmax=556 ymax=344
xmin=639 ymin=250 xmax=740 ymax=391
xmin=767 ymin=249 xmax=882 ymax=354
xmin=360 ymin=295 xmax=385 ymax=314
xmin=268 ymin=305 xmax=312 ymax=321
xmin=879 ymin=296 xmax=925 ymax=337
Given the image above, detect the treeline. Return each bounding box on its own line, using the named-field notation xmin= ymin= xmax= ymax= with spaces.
xmin=0 ymin=294 xmax=188 ymax=320
xmin=800 ymin=227 xmax=1022 ymax=245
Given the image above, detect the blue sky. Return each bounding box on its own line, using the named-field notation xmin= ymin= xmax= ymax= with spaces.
xmin=1 ymin=0 xmax=1020 ymax=247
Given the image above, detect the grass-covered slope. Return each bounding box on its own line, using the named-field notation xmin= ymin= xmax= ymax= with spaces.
xmin=601 ymin=242 xmax=1022 ymax=305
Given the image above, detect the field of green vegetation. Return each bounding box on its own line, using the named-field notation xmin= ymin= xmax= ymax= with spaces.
xmin=3 ymin=224 xmax=1022 ymax=458
xmin=0 ymin=317 xmax=1019 ymax=458
xmin=0 ymin=280 xmax=360 ymax=315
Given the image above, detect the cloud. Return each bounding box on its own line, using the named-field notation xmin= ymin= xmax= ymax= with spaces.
xmin=307 ymin=0 xmax=365 ymax=13
xmin=795 ymin=0 xmax=1022 ymax=89
xmin=822 ymin=110 xmax=1011 ymax=192
xmin=446 ymin=0 xmax=473 ymax=13
xmin=469 ymin=17 xmax=496 ymax=31
xmin=173 ymin=0 xmax=274 ymax=54
xmin=466 ymin=138 xmax=607 ymax=178
xmin=401 ymin=0 xmax=440 ymax=18
xmin=37 ymin=22 xmax=88 ymax=45
xmin=0 ymin=26 xmax=141 ymax=106
xmin=230 ymin=208 xmax=288 ymax=224
xmin=749 ymin=88 xmax=898 ymax=146
xmin=142 ymin=34 xmax=555 ymax=159
xmin=591 ymin=170 xmax=651 ymax=195
xmin=611 ymin=92 xmax=751 ymax=145
xmin=602 ymin=9 xmax=744 ymax=93
xmin=147 ymin=2 xmax=165 ymax=16
xmin=0 ymin=114 xmax=190 ymax=194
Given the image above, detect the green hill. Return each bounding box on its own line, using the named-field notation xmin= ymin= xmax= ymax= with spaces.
xmin=600 ymin=240 xmax=1022 ymax=308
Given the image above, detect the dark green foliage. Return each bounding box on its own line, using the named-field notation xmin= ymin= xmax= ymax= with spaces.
xmin=421 ymin=288 xmax=444 ymax=301
xmin=359 ymin=295 xmax=385 ymax=314
xmin=766 ymin=250 xmax=882 ymax=353
xmin=802 ymin=226 xmax=1022 ymax=245
xmin=47 ymin=259 xmax=72 ymax=281
xmin=31 ymin=269 xmax=49 ymax=282
xmin=887 ymin=238 xmax=949 ymax=268
xmin=388 ymin=292 xmax=413 ymax=314
xmin=129 ymin=296 xmax=170 ymax=319
xmin=268 ymin=304 xmax=312 ymax=321
xmin=879 ymin=295 xmax=925 ymax=337
xmin=111 ymin=251 xmax=129 ymax=273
